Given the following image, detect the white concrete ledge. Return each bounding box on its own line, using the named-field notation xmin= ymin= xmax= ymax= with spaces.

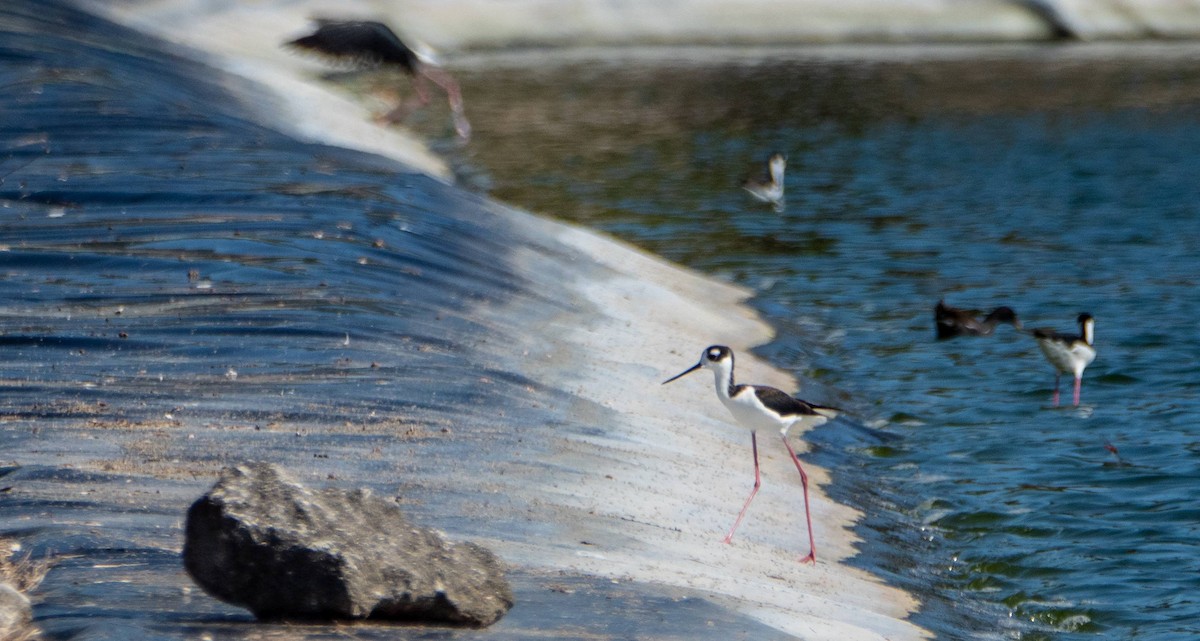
xmin=383 ymin=0 xmax=1200 ymax=48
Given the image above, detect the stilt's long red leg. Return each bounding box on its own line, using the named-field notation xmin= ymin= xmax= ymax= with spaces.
xmin=379 ymin=73 xmax=431 ymax=124
xmin=420 ymin=65 xmax=471 ymax=139
xmin=780 ymin=431 xmax=817 ymax=564
xmin=723 ymin=432 xmax=760 ymax=544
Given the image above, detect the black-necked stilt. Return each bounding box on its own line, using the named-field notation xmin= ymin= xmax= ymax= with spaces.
xmin=934 ymin=300 xmax=1022 ymax=340
xmin=1031 ymin=313 xmax=1095 ymax=406
xmin=286 ymin=19 xmax=471 ymax=139
xmin=742 ymin=153 xmax=786 ymax=211
xmin=663 ymin=345 xmax=839 ymax=564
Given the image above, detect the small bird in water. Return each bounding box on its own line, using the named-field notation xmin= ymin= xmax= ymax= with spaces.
xmin=934 ymin=300 xmax=1023 ymax=340
xmin=1031 ymin=313 xmax=1096 ymax=407
xmin=286 ymin=19 xmax=471 ymax=139
xmin=663 ymin=345 xmax=839 ymax=564
xmin=742 ymin=152 xmax=786 ymax=211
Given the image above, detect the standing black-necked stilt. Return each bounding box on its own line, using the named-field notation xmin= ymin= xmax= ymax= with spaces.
xmin=742 ymin=153 xmax=786 ymax=211
xmin=934 ymin=300 xmax=1022 ymax=340
xmin=286 ymin=19 xmax=471 ymax=139
xmin=662 ymin=345 xmax=839 ymax=564
xmin=1031 ymin=313 xmax=1095 ymax=406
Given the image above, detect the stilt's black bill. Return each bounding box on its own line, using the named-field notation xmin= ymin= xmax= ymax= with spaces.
xmin=662 ymin=362 xmax=702 ymax=385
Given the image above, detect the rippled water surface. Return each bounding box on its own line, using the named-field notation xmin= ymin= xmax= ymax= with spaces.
xmin=441 ymin=46 xmax=1200 ymax=639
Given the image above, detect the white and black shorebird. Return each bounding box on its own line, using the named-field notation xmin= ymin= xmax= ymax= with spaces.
xmin=663 ymin=345 xmax=839 ymax=564
xmin=1031 ymin=313 xmax=1096 ymax=406
xmin=742 ymin=152 xmax=786 ymax=211
xmin=934 ymin=300 xmax=1022 ymax=340
xmin=286 ymin=19 xmax=471 ymax=139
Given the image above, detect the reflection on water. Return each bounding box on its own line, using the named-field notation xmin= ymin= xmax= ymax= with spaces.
xmin=441 ymin=45 xmax=1200 ymax=639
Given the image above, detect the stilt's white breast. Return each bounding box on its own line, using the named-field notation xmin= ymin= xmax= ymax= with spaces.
xmin=721 ymin=387 xmax=788 ymax=432
xmin=1037 ymin=338 xmax=1096 ymax=377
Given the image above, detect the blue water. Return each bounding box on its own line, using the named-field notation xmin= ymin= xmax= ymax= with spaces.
xmin=449 ymin=50 xmax=1200 ymax=639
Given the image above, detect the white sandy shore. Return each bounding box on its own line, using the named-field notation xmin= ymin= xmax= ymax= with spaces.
xmin=498 ymin=217 xmax=927 ymax=639
xmin=88 ymin=1 xmax=931 ymax=639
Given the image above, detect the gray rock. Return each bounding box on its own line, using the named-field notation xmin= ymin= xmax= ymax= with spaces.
xmin=183 ymin=463 xmax=513 ymax=626
xmin=0 ymin=581 xmax=33 ymax=639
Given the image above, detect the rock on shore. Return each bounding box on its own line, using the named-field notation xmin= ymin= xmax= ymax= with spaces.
xmin=183 ymin=463 xmax=513 ymax=626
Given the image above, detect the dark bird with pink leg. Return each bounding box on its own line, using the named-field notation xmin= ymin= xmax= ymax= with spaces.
xmin=286 ymin=19 xmax=471 ymax=139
